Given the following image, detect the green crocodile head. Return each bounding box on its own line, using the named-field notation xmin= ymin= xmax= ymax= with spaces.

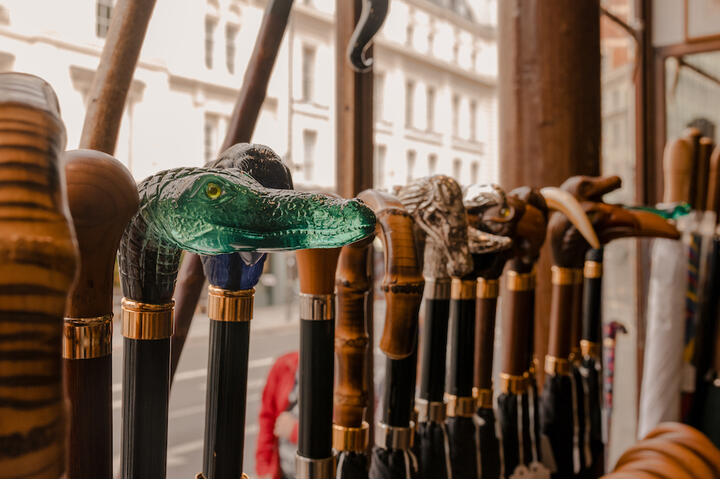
xmin=143 ymin=168 xmax=376 ymax=255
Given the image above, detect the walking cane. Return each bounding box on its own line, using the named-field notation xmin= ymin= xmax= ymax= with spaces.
xmin=294 ymin=198 xmax=376 ymax=479
xmin=62 ymin=1 xmax=153 ymax=476
xmin=171 ymin=0 xmax=294 ymax=381
xmin=118 ymin=160 xmax=374 ymax=478
xmin=351 ymin=190 xmax=423 ymax=480
xmin=0 ymin=73 xmax=79 ymax=477
xmin=200 ymin=144 xmax=293 ymax=478
xmin=397 ymin=175 xmax=473 ymax=479
xmin=346 ymin=0 xmax=389 ymax=72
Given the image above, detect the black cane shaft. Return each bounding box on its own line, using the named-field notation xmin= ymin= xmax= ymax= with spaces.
xmin=298 ymin=318 xmax=334 ymax=459
xmin=203 ymin=320 xmax=250 ymax=478
xmin=121 ymin=338 xmax=170 ymax=478
xmin=582 ymin=248 xmax=603 ymax=343
xmin=382 ymin=355 xmax=415 ymax=427
xmin=447 ymin=297 xmax=476 ymax=396
xmin=64 ymin=356 xmax=113 ymax=478
xmin=419 ymin=298 xmax=450 ymax=401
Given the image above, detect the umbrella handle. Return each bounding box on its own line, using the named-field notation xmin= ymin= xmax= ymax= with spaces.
xmin=663 ymin=137 xmax=694 ymax=204
xmin=346 ymin=0 xmax=389 ymax=72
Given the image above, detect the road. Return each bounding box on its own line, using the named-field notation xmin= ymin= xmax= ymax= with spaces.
xmin=111 ymin=302 xmax=301 ymax=478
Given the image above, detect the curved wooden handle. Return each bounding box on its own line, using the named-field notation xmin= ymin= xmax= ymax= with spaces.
xmin=296 ymin=248 xmax=342 ymax=295
xmin=64 ymin=150 xmax=139 ymax=317
xmin=334 ymin=236 xmax=373 ymax=428
xmin=358 ymin=189 xmax=424 ymax=359
xmin=80 ymin=0 xmax=157 ymax=153
xmin=663 ymin=138 xmax=694 ymax=204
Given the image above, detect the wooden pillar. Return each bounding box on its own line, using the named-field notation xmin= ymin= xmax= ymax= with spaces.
xmin=498 ymin=0 xmax=602 ymax=386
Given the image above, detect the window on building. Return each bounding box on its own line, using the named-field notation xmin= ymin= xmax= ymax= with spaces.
xmin=375 ymin=73 xmax=385 ymax=122
xmin=470 ymin=100 xmax=477 ymax=141
xmin=471 ymin=161 xmax=479 ymax=183
xmin=428 ymin=154 xmax=438 ymax=175
xmin=226 ymin=24 xmax=238 ymax=74
xmin=96 ymin=0 xmax=113 ymax=38
xmin=303 ymin=130 xmax=317 ymax=182
xmin=302 ymin=45 xmax=316 ymax=102
xmin=375 ymin=144 xmax=387 ymax=187
xmin=405 ymin=80 xmax=415 ymax=128
xmin=407 ymin=150 xmax=416 ymax=183
xmin=427 ymin=86 xmax=436 ymax=132
xmin=428 ymin=23 xmax=435 ymax=54
xmin=204 ymin=115 xmax=219 ymax=163
xmin=453 ymin=158 xmax=461 ymax=179
xmin=205 ymin=17 xmax=217 ymax=69
xmin=406 ymin=19 xmax=414 ymax=47
xmin=452 ymin=94 xmax=460 ymax=137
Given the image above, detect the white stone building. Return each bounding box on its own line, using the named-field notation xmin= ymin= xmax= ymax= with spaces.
xmin=0 ymin=0 xmax=497 ymax=190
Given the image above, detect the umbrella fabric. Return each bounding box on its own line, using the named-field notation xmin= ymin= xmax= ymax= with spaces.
xmin=413 ymin=421 xmax=451 ymax=478
xmin=578 ymin=357 xmax=603 ymax=477
xmin=638 ymin=238 xmax=687 ymax=438
xmin=540 ymin=374 xmax=576 ymax=478
xmin=475 ymin=407 xmax=501 ymax=478
xmin=498 ymin=389 xmax=550 ymax=478
xmin=697 ymin=381 xmax=720 ymax=448
xmin=370 ymin=447 xmax=419 ymax=479
xmin=336 ymin=451 xmax=369 ymax=479
xmin=446 ymin=416 xmax=478 ymax=477
xmin=571 ymin=363 xmax=591 ymax=476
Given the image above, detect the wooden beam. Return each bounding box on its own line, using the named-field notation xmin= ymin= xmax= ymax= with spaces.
xmin=498 ymin=0 xmax=602 ymax=387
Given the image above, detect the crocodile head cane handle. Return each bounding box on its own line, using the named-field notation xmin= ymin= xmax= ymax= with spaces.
xmin=0 ymin=73 xmax=79 ymax=478
xmin=118 ymin=151 xmax=375 ymax=478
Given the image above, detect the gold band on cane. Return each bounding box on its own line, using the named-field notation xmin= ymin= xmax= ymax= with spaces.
xmin=545 ymin=355 xmax=571 ymax=376
xmin=332 ymin=422 xmax=369 ymax=452
xmin=121 ymin=298 xmax=174 ymax=340
xmin=499 ymin=373 xmax=528 ymax=394
xmin=451 ymin=278 xmax=475 ymax=300
xmin=299 ymin=293 xmax=334 ymax=321
xmin=551 ymin=266 xmax=583 ymax=285
xmin=415 ymin=398 xmax=447 ymax=423
xmin=580 ymin=340 xmax=601 ymax=359
xmin=424 ymin=278 xmax=451 ymax=299
xmin=473 ymin=387 xmax=493 ymax=409
xmin=584 ymin=260 xmax=603 ymax=279
xmin=375 ymin=422 xmax=414 ymax=450
xmin=506 ymin=271 xmax=535 ymax=291
xmin=445 ymin=394 xmax=476 ymax=417
xmin=62 ymin=314 xmax=113 ymax=359
xmin=295 ymin=455 xmax=335 ymax=478
xmin=476 ymin=278 xmax=499 ymax=299
xmin=208 ymin=286 xmax=254 ymax=322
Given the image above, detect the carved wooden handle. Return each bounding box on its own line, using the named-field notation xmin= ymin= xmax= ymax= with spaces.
xmin=334 ymin=236 xmax=373 ymax=428
xmin=358 ymin=189 xmax=424 ymax=360
xmin=663 ymin=138 xmax=694 ymax=204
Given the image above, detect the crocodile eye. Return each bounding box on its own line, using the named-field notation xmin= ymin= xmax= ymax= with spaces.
xmin=205 ymin=182 xmax=223 ymax=200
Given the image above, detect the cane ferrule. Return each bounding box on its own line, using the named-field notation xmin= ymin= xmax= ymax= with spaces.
xmin=445 ymin=394 xmax=476 ymax=417
xmin=207 ymin=286 xmax=254 ymax=322
xmin=451 ymin=278 xmax=475 ymax=300
xmin=62 ymin=314 xmax=113 ymax=359
xmin=499 ymin=373 xmax=527 ymax=394
xmin=584 ymin=260 xmax=603 ymax=279
xmin=415 ymin=398 xmax=446 ymax=423
xmin=506 ymin=271 xmax=535 ymax=291
xmin=332 ymin=422 xmax=369 ymax=452
xmin=476 ymin=278 xmax=499 ymax=299
xmin=551 ymin=266 xmax=583 ymax=285
xmin=295 ymin=454 xmax=335 ymax=479
xmin=375 ymin=422 xmax=414 ymax=450
xmin=121 ymin=298 xmax=174 ymax=340
xmin=580 ymin=340 xmax=601 ymax=359
xmin=299 ymin=293 xmax=334 ymax=321
xmin=473 ymin=387 xmax=493 ymax=409
xmin=545 ymin=355 xmax=571 ymax=376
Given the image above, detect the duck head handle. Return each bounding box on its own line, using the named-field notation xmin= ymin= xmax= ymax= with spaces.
xmin=347 ymin=0 xmax=389 ymax=72
xmin=358 ymin=189 xmax=424 ymax=359
xmin=397 ymin=175 xmax=473 ymax=279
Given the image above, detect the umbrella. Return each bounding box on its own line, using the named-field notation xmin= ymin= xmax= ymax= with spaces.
xmin=602 ymin=320 xmax=627 ymax=462
xmin=199 ymin=146 xmax=293 ymax=478
xmin=61 ymin=2 xmax=152 ymax=475
xmin=398 ymin=175 xmax=473 ymax=479
xmin=0 ymin=74 xmax=78 ymax=478
xmin=170 ymin=0 xmax=295 ymax=382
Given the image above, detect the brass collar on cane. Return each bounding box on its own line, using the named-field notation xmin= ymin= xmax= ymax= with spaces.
xmin=375 ymin=422 xmax=414 ymax=450
xmin=415 ymin=398 xmax=447 ymax=423
xmin=506 ymin=270 xmax=535 ymax=291
xmin=63 ymin=314 xmax=113 ymax=359
xmin=424 ymin=278 xmax=451 ymax=299
xmin=207 ymin=286 xmax=254 ymax=322
xmin=551 ymin=266 xmax=583 ymax=285
xmin=476 ymin=278 xmax=499 ymax=299
xmin=473 ymin=387 xmax=493 ymax=409
xmin=445 ymin=393 xmax=476 ymax=417
xmin=298 ymin=293 xmax=334 ymax=321
xmin=332 ymin=422 xmax=369 ymax=452
xmin=295 ymin=455 xmax=335 ymax=478
xmin=451 ymin=278 xmax=475 ymax=300
xmin=121 ymin=298 xmax=174 ymax=340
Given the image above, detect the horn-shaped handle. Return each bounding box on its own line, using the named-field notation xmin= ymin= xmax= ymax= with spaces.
xmin=540 ymin=186 xmax=600 ymax=248
xmin=346 ymin=0 xmax=389 ymax=72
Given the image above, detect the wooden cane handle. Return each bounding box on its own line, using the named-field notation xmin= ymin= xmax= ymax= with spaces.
xmin=80 ymin=0 xmax=156 ymax=153
xmin=334 ymin=236 xmax=373 ymax=428
xmin=296 ymin=248 xmax=341 ymax=295
xmin=697 ymin=137 xmax=713 ymax=210
xmin=647 ymin=431 xmax=720 ymax=477
xmin=663 ymin=137 xmax=694 ymax=204
xmin=616 ymin=440 xmax=712 ymax=479
xmin=501 ymin=285 xmax=533 ymax=376
xmin=474 ymin=295 xmax=497 ymax=389
xmin=706 ymin=145 xmax=720 ymax=214
xmin=0 ymin=73 xmax=79 ymax=478
xmin=358 ymin=189 xmax=424 ymax=360
xmin=64 ymin=150 xmax=139 ymax=317
xmin=614 ymin=454 xmax=694 ymax=479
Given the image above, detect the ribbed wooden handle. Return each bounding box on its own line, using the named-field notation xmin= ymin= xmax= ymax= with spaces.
xmin=663 ymin=138 xmax=694 ymax=204
xmin=334 ymin=236 xmax=373 ymax=428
